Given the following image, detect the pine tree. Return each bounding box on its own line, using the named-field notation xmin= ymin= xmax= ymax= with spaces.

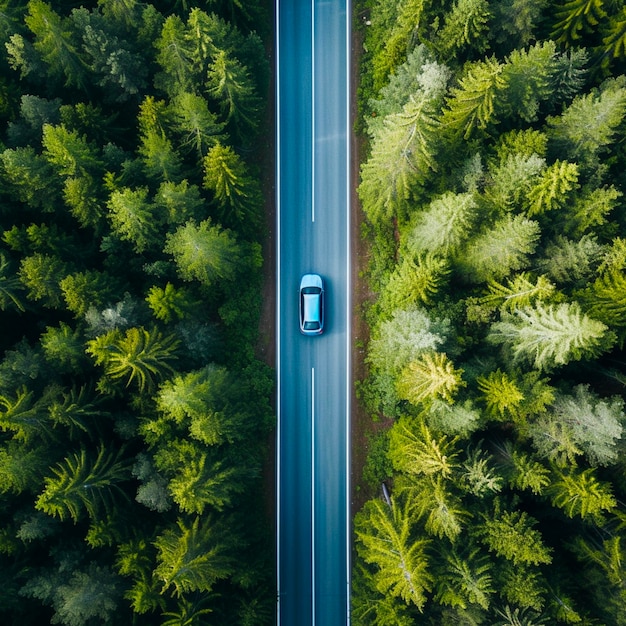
xmin=18 ymin=253 xmax=69 ymax=309
xmin=547 ymin=79 xmax=626 ymax=168
xmin=483 ymin=152 xmax=545 ymax=212
xmin=146 ymin=283 xmax=199 ymax=323
xmin=458 ymin=215 xmax=541 ymax=283
xmin=106 ymin=186 xmax=162 ymax=253
xmin=500 ymin=41 xmax=557 ymax=122
xmin=172 ymin=91 xmax=226 ymax=156
xmin=406 ymin=475 xmax=469 ymax=541
xmin=488 ymin=302 xmax=612 ymax=371
xmin=406 ymin=192 xmax=478 ymax=256
xmin=154 ymin=515 xmax=237 ymax=596
xmin=206 ymin=49 xmax=261 ymax=138
xmin=380 ymin=253 xmax=450 ymax=310
xmin=164 ymin=219 xmax=242 ymax=286
xmin=435 ymin=547 xmax=494 ymax=610
xmin=367 ymin=306 xmax=448 ymax=381
xmin=480 ymin=273 xmax=556 ymax=314
xmin=355 ymin=498 xmax=432 ymax=609
xmin=42 ymin=123 xmax=102 ymax=177
xmin=480 ymin=508 xmax=552 ymax=566
xmin=443 ymin=57 xmax=507 ymax=139
xmin=477 ymin=370 xmax=524 ymax=420
xmin=551 ymin=0 xmax=607 ymax=46
xmin=86 ymin=326 xmax=179 ymax=394
xmin=525 ymin=160 xmax=579 ymax=216
xmin=397 ymin=353 xmax=465 ymax=406
xmin=22 ymin=0 xmax=88 ymax=89
xmin=359 ymin=91 xmax=443 ymax=226
xmin=36 ymin=444 xmax=130 ymax=522
xmin=435 ymin=0 xmax=492 ymax=60
xmin=388 ymin=417 xmax=460 ymax=478
xmin=203 ymin=142 xmax=263 ymax=230
xmin=550 ymin=468 xmax=616 ymax=522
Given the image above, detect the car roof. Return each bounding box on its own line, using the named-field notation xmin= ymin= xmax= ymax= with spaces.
xmin=303 ymin=293 xmax=321 ymax=324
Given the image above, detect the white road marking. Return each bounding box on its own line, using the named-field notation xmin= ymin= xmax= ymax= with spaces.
xmin=275 ymin=0 xmax=282 ymax=620
xmin=311 ymin=365 xmax=316 ymax=624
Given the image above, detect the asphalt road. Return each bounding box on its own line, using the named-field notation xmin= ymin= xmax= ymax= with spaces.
xmin=276 ymin=0 xmax=351 ymax=624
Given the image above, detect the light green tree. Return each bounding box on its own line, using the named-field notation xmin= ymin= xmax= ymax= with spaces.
xmin=18 ymin=253 xmax=69 ymax=309
xmin=359 ymin=91 xmax=443 ymax=226
xmin=42 ymin=123 xmax=101 ymax=177
xmin=164 ymin=219 xmax=241 ymax=286
xmin=480 ymin=273 xmax=556 ymax=314
xmin=154 ymin=515 xmax=237 ymax=596
xmin=172 ymin=92 xmax=226 ymax=156
xmin=155 ymin=180 xmax=205 ymax=226
xmin=550 ymin=468 xmax=616 ymax=522
xmin=488 ymin=302 xmax=612 ymax=370
xmin=547 ymin=78 xmax=626 ymax=168
xmin=434 ymin=548 xmax=494 ymax=610
xmin=146 ymin=283 xmax=199 ymax=323
xmin=435 ymin=0 xmax=491 ymax=60
xmin=458 ymin=215 xmax=541 ymax=283
xmin=379 ymin=253 xmax=450 ymax=310
xmin=404 ymin=476 xmax=469 ymax=541
xmin=388 ymin=417 xmax=460 ymax=478
xmin=397 ymin=353 xmax=465 ymax=406
xmin=480 ymin=508 xmax=552 ymax=566
xmin=86 ymin=326 xmax=179 ymax=393
xmin=500 ymin=41 xmax=557 ymax=122
xmin=355 ymin=498 xmax=432 ymax=609
xmin=203 ymin=142 xmax=263 ymax=229
xmin=405 ymin=192 xmax=478 ymax=256
xmin=483 ymin=153 xmax=545 ymax=212
xmin=442 ymin=57 xmax=507 ymax=139
xmin=106 ymin=187 xmax=162 ymax=253
xmin=525 ymin=160 xmax=579 ymax=216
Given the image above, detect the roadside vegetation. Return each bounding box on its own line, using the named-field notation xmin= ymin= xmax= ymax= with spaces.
xmin=354 ymin=0 xmax=626 ymax=623
xmin=0 ymin=1 xmax=273 ymax=624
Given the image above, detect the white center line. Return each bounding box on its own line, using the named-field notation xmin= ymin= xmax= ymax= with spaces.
xmin=311 ymin=365 xmax=316 ymax=625
xmin=311 ymin=0 xmax=316 ymax=224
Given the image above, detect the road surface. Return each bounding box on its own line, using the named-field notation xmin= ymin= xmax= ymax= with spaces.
xmin=276 ymin=0 xmax=351 ymax=624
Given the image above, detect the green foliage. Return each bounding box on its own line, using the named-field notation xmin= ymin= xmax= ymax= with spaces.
xmin=165 ymin=219 xmax=241 ymax=286
xmin=480 ymin=508 xmax=552 ymax=566
xmin=488 ymin=302 xmax=612 ymax=370
xmin=356 ymin=0 xmax=626 ymax=621
xmin=551 ymin=0 xmax=607 ymax=46
xmin=388 ymin=418 xmax=460 ymax=478
xmin=154 ymin=515 xmax=237 ymax=596
xmin=549 ymin=468 xmax=616 ymax=522
xmin=0 ymin=2 xmax=272 ymax=623
xmin=359 ymin=87 xmax=445 ymax=225
xmin=397 ymin=353 xmax=465 ymax=406
xmin=36 ymin=444 xmax=129 ymax=522
xmin=458 ymin=215 xmax=541 ymax=283
xmin=435 ymin=0 xmax=492 ymax=60
xmin=87 ymin=326 xmax=179 ymax=393
xmin=355 ymin=498 xmax=433 ymax=609
xmin=406 ymin=192 xmax=478 ymax=256
xmin=443 ymin=57 xmax=507 ymax=139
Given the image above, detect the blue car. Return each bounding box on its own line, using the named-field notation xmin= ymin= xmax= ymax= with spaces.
xmin=299 ymin=274 xmax=324 ymax=335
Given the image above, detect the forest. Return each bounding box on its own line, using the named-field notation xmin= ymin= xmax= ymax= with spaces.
xmin=0 ymin=1 xmax=274 ymax=624
xmin=354 ymin=0 xmax=626 ymax=624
